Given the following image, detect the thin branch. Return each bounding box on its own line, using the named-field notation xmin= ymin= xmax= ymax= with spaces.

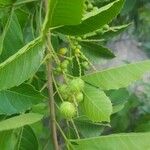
xmin=46 ymin=33 xmax=59 ymax=150
xmin=70 ymin=119 xmax=80 ymax=139
xmin=44 ymin=0 xmax=59 ymax=149
xmin=55 ymin=121 xmax=73 ymax=150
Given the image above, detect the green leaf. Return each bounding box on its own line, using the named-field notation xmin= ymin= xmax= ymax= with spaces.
xmin=75 ymin=119 xmax=105 ymax=138
xmin=0 ymin=131 xmax=16 ymax=150
xmin=43 ymin=0 xmax=85 ymax=30
xmin=135 ymin=121 xmax=150 ymax=132
xmin=105 ymin=88 xmax=130 ymax=113
xmin=16 ymin=126 xmax=39 ymax=150
xmin=111 ymin=94 xmax=140 ymax=132
xmin=71 ymin=132 xmax=150 ymax=150
xmin=14 ymin=0 xmax=38 ymax=6
xmin=0 ymin=12 xmax=24 ymax=61
xmin=80 ymin=42 xmax=115 ymax=63
xmin=0 ymin=37 xmax=44 ymax=90
xmin=76 ymin=122 xmax=104 ymax=138
xmin=0 ymin=0 xmax=13 ymax=6
xmin=105 ymin=88 xmax=129 ymax=106
xmin=55 ymin=0 xmax=125 ymax=35
xmin=0 ymin=84 xmax=45 ymax=115
xmin=82 ymin=84 xmax=112 ymax=122
xmin=31 ymin=103 xmax=48 ymax=115
xmin=0 ymin=12 xmax=12 ymax=55
xmin=0 ymin=113 xmax=43 ymax=131
xmin=82 ymin=60 xmax=150 ymax=90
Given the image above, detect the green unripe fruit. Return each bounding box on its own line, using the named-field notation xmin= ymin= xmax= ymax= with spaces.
xmin=69 ymin=78 xmax=85 ymax=93
xmin=70 ymin=36 xmax=76 ymax=40
xmin=103 ymin=24 xmax=109 ymax=30
xmin=59 ymin=48 xmax=68 ymax=55
xmin=77 ymin=45 xmax=82 ymax=49
xmin=82 ymin=35 xmax=87 ymax=39
xmin=63 ymin=68 xmax=68 ymax=73
xmin=76 ymin=37 xmax=82 ymax=41
xmin=75 ymin=48 xmax=81 ymax=55
xmin=93 ymin=7 xmax=98 ymax=11
xmin=82 ymin=61 xmax=90 ymax=70
xmin=76 ymin=78 xmax=85 ymax=89
xmin=97 ymin=29 xmax=104 ymax=34
xmin=61 ymin=60 xmax=69 ymax=69
xmin=59 ymin=84 xmax=69 ymax=100
xmin=87 ymin=3 xmax=93 ymax=10
xmin=60 ymin=102 xmax=76 ymax=119
xmin=55 ymin=67 xmax=62 ymax=73
xmin=71 ymin=45 xmax=77 ymax=50
xmin=73 ymin=41 xmax=79 ymax=46
xmin=75 ymin=92 xmax=84 ymax=103
xmin=83 ymin=3 xmax=87 ymax=10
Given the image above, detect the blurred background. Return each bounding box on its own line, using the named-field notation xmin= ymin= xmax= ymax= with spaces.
xmin=95 ymin=0 xmax=150 ymax=135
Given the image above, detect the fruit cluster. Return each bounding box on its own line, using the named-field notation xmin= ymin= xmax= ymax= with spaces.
xmin=70 ymin=38 xmax=90 ymax=71
xmin=84 ymin=1 xmax=98 ymax=13
xmin=54 ymin=48 xmax=70 ymax=74
xmin=54 ymin=46 xmax=89 ymax=119
xmin=59 ymin=78 xmax=85 ymax=119
xmin=96 ymin=24 xmax=110 ymax=35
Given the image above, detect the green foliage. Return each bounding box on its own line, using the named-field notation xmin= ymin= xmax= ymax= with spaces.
xmin=55 ymin=0 xmax=125 ymax=35
xmin=0 ymin=113 xmax=43 ymax=131
xmin=82 ymin=60 xmax=150 ymax=90
xmin=0 ymin=37 xmax=44 ymax=90
xmin=43 ymin=0 xmax=85 ymax=30
xmin=0 ymin=0 xmax=149 ymax=149
xmin=0 ymin=126 xmax=39 ymax=150
xmin=82 ymin=84 xmax=112 ymax=122
xmin=0 ymin=131 xmax=16 ymax=149
xmin=71 ymin=132 xmax=150 ymax=149
xmin=80 ymin=42 xmax=115 ymax=61
xmin=0 ymin=0 xmax=14 ymax=6
xmin=0 ymin=12 xmax=23 ymax=59
xmin=16 ymin=126 xmax=39 ymax=150
xmin=0 ymin=84 xmax=45 ymax=115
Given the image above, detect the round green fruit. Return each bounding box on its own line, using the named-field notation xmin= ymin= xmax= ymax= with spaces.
xmin=87 ymin=3 xmax=93 ymax=10
xmin=76 ymin=37 xmax=82 ymax=41
xmin=60 ymin=102 xmax=76 ymax=119
xmin=55 ymin=67 xmax=62 ymax=73
xmin=83 ymin=3 xmax=87 ymax=10
xmin=75 ymin=92 xmax=84 ymax=103
xmin=73 ymin=41 xmax=79 ymax=46
xmin=93 ymin=7 xmax=98 ymax=11
xmin=97 ymin=29 xmax=104 ymax=34
xmin=71 ymin=45 xmax=76 ymax=50
xmin=58 ymin=48 xmax=68 ymax=55
xmin=61 ymin=60 xmax=69 ymax=69
xmin=75 ymin=48 xmax=81 ymax=55
xmin=82 ymin=61 xmax=90 ymax=70
xmin=59 ymin=84 xmax=69 ymax=100
xmin=63 ymin=68 xmax=68 ymax=73
xmin=69 ymin=78 xmax=85 ymax=92
xmin=103 ymin=24 xmax=109 ymax=30
xmin=77 ymin=45 xmax=82 ymax=49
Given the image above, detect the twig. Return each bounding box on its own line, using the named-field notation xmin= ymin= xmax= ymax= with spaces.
xmin=46 ymin=33 xmax=59 ymax=150
xmin=70 ymin=119 xmax=80 ymax=139
xmin=55 ymin=121 xmax=73 ymax=150
xmin=44 ymin=0 xmax=59 ymax=149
